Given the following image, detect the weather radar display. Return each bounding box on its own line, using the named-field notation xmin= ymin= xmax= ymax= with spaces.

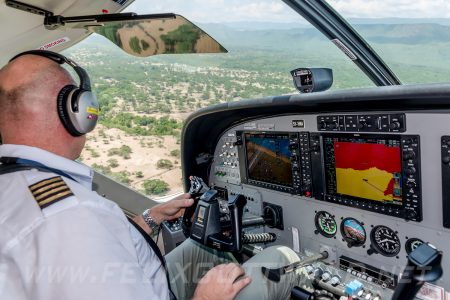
xmin=325 ymin=136 xmax=403 ymax=205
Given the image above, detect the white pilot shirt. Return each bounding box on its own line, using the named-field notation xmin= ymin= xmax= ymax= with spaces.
xmin=0 ymin=144 xmax=170 ymax=300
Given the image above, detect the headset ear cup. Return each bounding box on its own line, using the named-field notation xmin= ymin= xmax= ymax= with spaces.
xmin=57 ymin=85 xmax=83 ymax=137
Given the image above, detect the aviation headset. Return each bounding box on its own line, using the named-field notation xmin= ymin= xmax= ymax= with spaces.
xmin=9 ymin=50 xmax=100 ymax=137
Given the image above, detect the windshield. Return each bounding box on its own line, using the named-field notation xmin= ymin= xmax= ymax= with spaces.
xmin=329 ymin=0 xmax=450 ymax=84
xmin=64 ymin=0 xmax=377 ymax=197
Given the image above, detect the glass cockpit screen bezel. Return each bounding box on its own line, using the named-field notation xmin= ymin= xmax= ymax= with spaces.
xmin=323 ymin=133 xmax=404 ymax=207
xmin=242 ymin=132 xmax=294 ymax=191
xmin=319 ymin=133 xmax=422 ymax=221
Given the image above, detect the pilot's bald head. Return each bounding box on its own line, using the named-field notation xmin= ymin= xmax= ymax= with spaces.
xmin=0 ymin=54 xmax=86 ymax=159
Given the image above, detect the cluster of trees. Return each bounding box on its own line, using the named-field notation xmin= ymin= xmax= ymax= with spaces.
xmin=108 ymin=145 xmax=132 ymax=159
xmin=91 ymin=163 xmax=131 ymax=185
xmin=156 ymin=159 xmax=173 ymax=169
xmin=143 ymin=179 xmax=169 ymax=195
xmin=101 ymin=113 xmax=181 ymax=137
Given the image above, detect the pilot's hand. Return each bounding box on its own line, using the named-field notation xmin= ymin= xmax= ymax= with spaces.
xmin=151 ymin=193 xmax=194 ymax=223
xmin=192 ymin=263 xmax=252 ymax=300
xmin=134 ymin=193 xmax=193 ymax=235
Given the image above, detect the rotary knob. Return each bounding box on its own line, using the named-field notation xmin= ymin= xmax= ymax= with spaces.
xmin=407 ymin=167 xmax=417 ymax=175
xmin=329 ymin=275 xmax=341 ymax=286
xmin=406 ymin=210 xmax=418 ymax=220
xmin=406 ymin=180 xmax=417 ymax=188
xmin=312 ymin=267 xmax=323 ymax=278
xmin=329 ymin=122 xmax=338 ymax=130
xmin=305 ymin=265 xmax=314 ymax=274
xmin=443 ymin=156 xmax=450 ymax=164
xmin=390 ymin=121 xmax=401 ymax=130
xmin=321 ymin=272 xmax=332 ymax=282
xmin=403 ymin=150 xmax=416 ymax=160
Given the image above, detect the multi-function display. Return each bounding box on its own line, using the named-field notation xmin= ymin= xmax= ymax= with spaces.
xmin=324 ymin=135 xmax=403 ymax=206
xmin=318 ymin=133 xmax=422 ymax=221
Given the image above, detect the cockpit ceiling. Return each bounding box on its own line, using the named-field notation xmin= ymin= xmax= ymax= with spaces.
xmin=0 ymin=0 xmax=134 ymax=66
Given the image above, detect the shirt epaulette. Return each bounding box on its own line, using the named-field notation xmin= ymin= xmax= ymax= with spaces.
xmin=28 ymin=176 xmax=74 ymax=209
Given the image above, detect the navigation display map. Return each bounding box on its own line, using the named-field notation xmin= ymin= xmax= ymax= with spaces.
xmin=325 ymin=136 xmax=402 ymax=205
xmin=245 ymin=133 xmax=293 ymax=187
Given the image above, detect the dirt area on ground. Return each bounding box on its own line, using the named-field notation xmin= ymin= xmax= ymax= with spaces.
xmin=81 ymin=124 xmax=184 ymax=196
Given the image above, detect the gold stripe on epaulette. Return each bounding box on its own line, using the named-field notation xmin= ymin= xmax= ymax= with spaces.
xmin=29 ymin=176 xmax=63 ymax=192
xmin=39 ymin=190 xmax=74 ymax=209
xmin=35 ymin=185 xmax=70 ymax=202
xmin=29 ymin=176 xmax=74 ymax=209
xmin=31 ymin=181 xmax=66 ymax=197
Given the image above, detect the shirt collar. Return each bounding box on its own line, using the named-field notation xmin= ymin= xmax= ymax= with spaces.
xmin=0 ymin=144 xmax=94 ymax=189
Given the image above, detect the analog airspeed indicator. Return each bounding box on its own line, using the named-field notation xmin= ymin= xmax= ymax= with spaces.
xmin=314 ymin=211 xmax=337 ymax=238
xmin=370 ymin=225 xmax=401 ymax=257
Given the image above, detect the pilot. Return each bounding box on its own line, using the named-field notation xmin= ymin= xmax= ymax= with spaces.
xmin=0 ymin=50 xmax=300 ymax=300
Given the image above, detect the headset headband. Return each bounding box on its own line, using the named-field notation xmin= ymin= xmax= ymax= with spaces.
xmin=9 ymin=50 xmax=91 ymax=91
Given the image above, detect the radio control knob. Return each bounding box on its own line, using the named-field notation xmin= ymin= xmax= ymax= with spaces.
xmin=407 ymin=167 xmax=416 ymax=175
xmin=406 ymin=181 xmax=417 ymax=188
xmin=319 ymin=121 xmax=327 ymax=130
xmin=406 ymin=210 xmax=417 ymax=219
xmin=390 ymin=121 xmax=401 ymax=130
xmin=311 ymin=145 xmax=320 ymax=152
xmin=403 ymin=150 xmax=415 ymax=160
xmin=443 ymin=156 xmax=450 ymax=164
xmin=329 ymin=122 xmax=338 ymax=130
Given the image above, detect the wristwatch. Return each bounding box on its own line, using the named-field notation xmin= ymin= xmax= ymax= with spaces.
xmin=142 ymin=209 xmax=160 ymax=233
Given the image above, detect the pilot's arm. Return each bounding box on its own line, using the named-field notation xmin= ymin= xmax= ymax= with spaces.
xmin=0 ymin=175 xmax=170 ymax=300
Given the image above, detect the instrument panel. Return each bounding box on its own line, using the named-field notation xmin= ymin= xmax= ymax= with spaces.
xmin=208 ymin=111 xmax=450 ymax=295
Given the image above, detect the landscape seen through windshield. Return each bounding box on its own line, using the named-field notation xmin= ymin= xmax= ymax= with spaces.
xmin=65 ymin=0 xmax=450 ymax=197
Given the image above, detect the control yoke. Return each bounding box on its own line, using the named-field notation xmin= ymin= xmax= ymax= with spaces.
xmin=392 ymin=243 xmax=443 ymax=300
xmin=189 ymin=188 xmax=247 ymax=252
xmin=207 ymin=193 xmax=247 ymax=252
xmin=183 ymin=176 xmax=277 ymax=252
xmin=181 ymin=176 xmax=209 ymax=236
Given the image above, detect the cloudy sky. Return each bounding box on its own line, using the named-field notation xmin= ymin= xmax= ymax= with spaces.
xmin=125 ymin=0 xmax=450 ymax=23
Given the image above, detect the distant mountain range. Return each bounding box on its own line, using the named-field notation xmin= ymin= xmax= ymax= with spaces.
xmin=84 ymin=18 xmax=450 ymax=51
xmin=83 ymin=19 xmax=450 ymax=70
xmin=198 ymin=21 xmax=450 ymax=50
xmin=199 ymin=18 xmax=450 ymax=31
